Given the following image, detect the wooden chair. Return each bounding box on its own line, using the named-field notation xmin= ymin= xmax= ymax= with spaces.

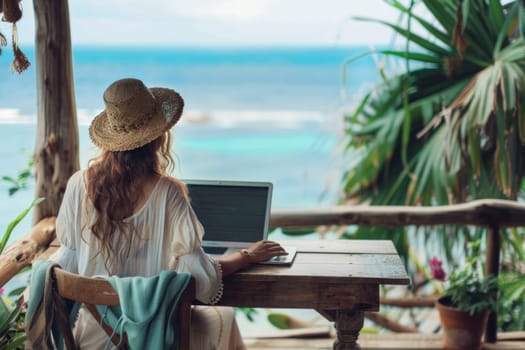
xmin=50 ymin=267 xmax=195 ymax=350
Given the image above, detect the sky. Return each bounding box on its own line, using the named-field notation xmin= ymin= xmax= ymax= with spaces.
xmin=10 ymin=0 xmax=403 ymax=47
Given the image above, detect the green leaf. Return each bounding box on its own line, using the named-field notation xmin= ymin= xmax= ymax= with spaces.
xmin=488 ymin=0 xmax=505 ymax=29
xmin=343 ymin=92 xmax=371 ymax=126
xmin=0 ymin=197 xmax=45 ymax=254
xmin=281 ymin=227 xmax=316 ymax=236
xmin=235 ymin=308 xmax=258 ymax=322
xmin=412 ymin=128 xmax=448 ymax=203
xmin=3 ymin=332 xmax=27 ymax=350
xmin=494 ymin=109 xmax=510 ymax=196
xmin=401 ymin=78 xmax=411 ymax=168
xmin=353 ymin=16 xmax=451 ymax=57
xmin=16 ymin=265 xmax=32 ymax=275
xmin=267 ymin=313 xmax=293 ymax=329
xmin=499 ymin=273 xmax=525 ymax=306
xmin=386 ymin=0 xmax=451 ymax=45
xmin=519 ymin=83 xmax=525 ymax=143
xmin=497 ymin=41 xmax=525 ymax=62
xmin=494 ymin=2 xmax=520 ymax=55
xmin=468 ymin=127 xmax=481 ymax=177
xmin=462 ymin=0 xmax=471 ymax=32
xmin=421 ymin=0 xmax=457 ymax=36
xmin=460 ymin=0 xmax=499 ymax=50
xmin=1 ymin=176 xmax=16 ymax=183
xmin=519 ymin=3 xmax=525 ymax=38
xmin=376 ymin=50 xmax=443 ymax=64
xmin=502 ymin=228 xmax=525 ymax=263
xmin=0 ymin=299 xmax=20 ymax=336
xmin=18 ymin=170 xmax=31 ymax=180
xmin=7 ymin=287 xmax=26 ymax=298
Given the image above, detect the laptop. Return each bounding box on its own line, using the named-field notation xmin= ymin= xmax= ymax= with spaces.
xmin=183 ymin=179 xmax=296 ymax=265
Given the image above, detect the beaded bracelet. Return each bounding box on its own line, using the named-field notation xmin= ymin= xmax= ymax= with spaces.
xmin=239 ymin=249 xmax=253 ymax=264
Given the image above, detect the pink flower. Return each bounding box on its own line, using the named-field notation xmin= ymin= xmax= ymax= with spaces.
xmin=429 ymin=256 xmax=442 ymax=268
xmin=0 ymin=287 xmax=3 ymax=295
xmin=430 ymin=257 xmax=446 ymax=281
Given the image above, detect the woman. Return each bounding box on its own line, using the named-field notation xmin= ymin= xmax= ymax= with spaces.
xmin=50 ymin=78 xmax=287 ymax=349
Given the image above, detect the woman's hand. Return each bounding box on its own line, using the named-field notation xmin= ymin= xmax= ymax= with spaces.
xmin=218 ymin=240 xmax=288 ymax=276
xmin=242 ymin=240 xmax=288 ymax=264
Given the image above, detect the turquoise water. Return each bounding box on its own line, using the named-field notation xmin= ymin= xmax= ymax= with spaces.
xmin=0 ymin=45 xmax=379 ymax=113
xmin=0 ymin=122 xmax=339 ymax=238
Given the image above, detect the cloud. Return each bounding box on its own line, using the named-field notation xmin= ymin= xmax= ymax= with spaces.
xmin=174 ymin=0 xmax=269 ymax=21
xmin=16 ymin=0 xmax=405 ymax=46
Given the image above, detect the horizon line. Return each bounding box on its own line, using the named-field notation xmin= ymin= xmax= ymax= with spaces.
xmin=15 ymin=42 xmax=389 ymax=49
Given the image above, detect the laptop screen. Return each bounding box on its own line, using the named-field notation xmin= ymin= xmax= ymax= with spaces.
xmin=184 ymin=180 xmax=273 ymax=248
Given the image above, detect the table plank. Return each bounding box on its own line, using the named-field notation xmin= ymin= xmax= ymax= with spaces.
xmin=234 ymin=252 xmax=409 ymax=285
xmin=277 ymin=239 xmax=399 ymax=254
xmin=219 ymin=278 xmax=380 ymax=310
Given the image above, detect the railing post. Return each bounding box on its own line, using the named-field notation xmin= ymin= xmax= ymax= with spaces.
xmin=485 ymin=225 xmax=501 ymax=343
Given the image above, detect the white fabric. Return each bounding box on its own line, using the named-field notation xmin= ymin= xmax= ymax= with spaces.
xmin=50 ymin=170 xmax=245 ymax=350
xmin=71 ymin=306 xmax=245 ymax=350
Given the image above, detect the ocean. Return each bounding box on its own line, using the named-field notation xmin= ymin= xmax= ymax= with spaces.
xmin=0 ymin=45 xmax=380 ymax=242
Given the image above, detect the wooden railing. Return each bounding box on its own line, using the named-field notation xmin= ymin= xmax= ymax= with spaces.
xmin=1 ymin=199 xmax=524 ymax=342
xmin=270 ymin=199 xmax=525 ymax=343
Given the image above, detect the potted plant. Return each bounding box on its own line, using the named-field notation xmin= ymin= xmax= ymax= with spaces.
xmin=430 ymin=240 xmax=499 ymax=350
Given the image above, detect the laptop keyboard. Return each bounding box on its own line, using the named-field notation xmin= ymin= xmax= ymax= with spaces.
xmin=203 ymin=246 xmax=229 ymax=255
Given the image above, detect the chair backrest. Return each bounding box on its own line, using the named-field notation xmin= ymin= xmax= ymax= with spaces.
xmin=50 ymin=267 xmax=195 ymax=350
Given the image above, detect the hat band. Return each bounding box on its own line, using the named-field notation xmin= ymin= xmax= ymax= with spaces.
xmin=111 ymin=112 xmax=154 ymax=133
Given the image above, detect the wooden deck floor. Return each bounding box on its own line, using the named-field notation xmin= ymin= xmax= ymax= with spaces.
xmin=244 ymin=332 xmax=525 ymax=349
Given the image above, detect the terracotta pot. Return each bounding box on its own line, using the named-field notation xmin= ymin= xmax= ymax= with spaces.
xmin=436 ymin=296 xmax=489 ymax=350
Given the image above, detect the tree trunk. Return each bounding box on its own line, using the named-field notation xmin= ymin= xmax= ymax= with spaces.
xmin=0 ymin=217 xmax=56 ymax=287
xmin=32 ymin=0 xmax=79 ymax=222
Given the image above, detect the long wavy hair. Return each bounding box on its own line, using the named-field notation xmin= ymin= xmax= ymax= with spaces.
xmin=85 ymin=131 xmax=174 ymax=272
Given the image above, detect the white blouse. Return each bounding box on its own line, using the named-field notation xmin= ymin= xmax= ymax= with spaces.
xmin=50 ymin=170 xmax=223 ymax=304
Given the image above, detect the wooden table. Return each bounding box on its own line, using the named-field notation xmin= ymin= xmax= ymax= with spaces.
xmin=217 ymin=239 xmax=410 ymax=350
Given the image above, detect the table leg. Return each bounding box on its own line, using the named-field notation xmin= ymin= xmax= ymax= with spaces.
xmin=333 ymin=309 xmax=364 ymax=350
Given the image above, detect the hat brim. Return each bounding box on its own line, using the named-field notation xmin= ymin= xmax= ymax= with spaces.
xmin=89 ymin=88 xmax=184 ymax=152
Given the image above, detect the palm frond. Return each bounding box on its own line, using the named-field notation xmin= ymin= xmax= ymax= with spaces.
xmin=341 ymin=0 xmax=525 ymax=273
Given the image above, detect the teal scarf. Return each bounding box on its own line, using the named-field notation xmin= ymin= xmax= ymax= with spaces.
xmin=25 ymin=260 xmax=80 ymax=350
xmin=98 ymin=271 xmax=191 ymax=350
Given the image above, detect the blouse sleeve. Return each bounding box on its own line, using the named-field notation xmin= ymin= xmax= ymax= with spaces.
xmin=49 ymin=171 xmax=82 ymax=273
xmin=165 ymin=179 xmax=204 ymax=259
xmin=175 ymin=248 xmax=223 ymax=304
xmin=164 ymin=179 xmax=223 ymax=303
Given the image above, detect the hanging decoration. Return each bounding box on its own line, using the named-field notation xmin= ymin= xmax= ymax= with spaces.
xmin=0 ymin=0 xmax=30 ymax=73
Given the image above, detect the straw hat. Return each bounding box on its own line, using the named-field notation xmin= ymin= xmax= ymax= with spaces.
xmin=89 ymin=78 xmax=184 ymax=151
